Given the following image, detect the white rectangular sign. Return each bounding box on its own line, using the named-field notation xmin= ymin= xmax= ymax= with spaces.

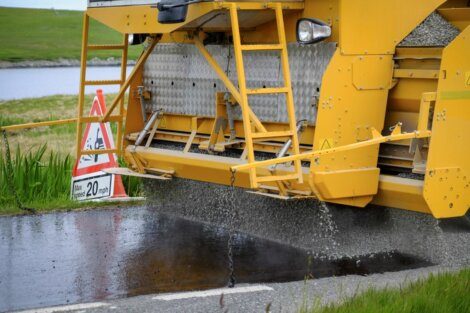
xmin=71 ymin=173 xmax=114 ymax=201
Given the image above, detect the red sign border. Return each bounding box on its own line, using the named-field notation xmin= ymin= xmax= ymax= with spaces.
xmin=72 ymin=90 xmax=118 ymax=177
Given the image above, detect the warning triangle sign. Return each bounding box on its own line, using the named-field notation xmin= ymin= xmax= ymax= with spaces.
xmin=73 ymin=92 xmax=116 ymax=177
xmin=72 ymin=90 xmax=127 ymax=200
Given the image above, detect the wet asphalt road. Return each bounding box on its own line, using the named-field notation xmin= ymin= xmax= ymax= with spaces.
xmin=0 ymin=206 xmax=435 ymax=312
xmin=15 ymin=265 xmax=454 ymax=313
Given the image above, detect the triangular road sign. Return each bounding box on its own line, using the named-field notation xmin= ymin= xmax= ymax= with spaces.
xmin=71 ymin=90 xmax=127 ymax=200
xmin=73 ymin=91 xmax=116 ymax=176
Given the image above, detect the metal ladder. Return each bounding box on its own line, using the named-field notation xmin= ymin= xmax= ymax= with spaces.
xmin=75 ymin=13 xmax=129 ymax=160
xmin=229 ymin=3 xmax=303 ymax=188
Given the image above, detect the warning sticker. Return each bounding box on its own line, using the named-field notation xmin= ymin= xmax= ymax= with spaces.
xmin=320 ymin=138 xmax=334 ymax=150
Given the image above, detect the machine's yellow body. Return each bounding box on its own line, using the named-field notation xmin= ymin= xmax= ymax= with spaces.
xmin=5 ymin=0 xmax=468 ymax=218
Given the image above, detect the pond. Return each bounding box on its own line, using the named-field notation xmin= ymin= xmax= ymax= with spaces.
xmin=0 ymin=66 xmax=133 ymax=101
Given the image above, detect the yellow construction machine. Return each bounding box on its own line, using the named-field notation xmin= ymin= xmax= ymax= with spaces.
xmin=6 ymin=0 xmax=470 ymax=218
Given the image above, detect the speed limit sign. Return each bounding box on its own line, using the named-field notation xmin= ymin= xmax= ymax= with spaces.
xmin=71 ymin=173 xmax=114 ymax=201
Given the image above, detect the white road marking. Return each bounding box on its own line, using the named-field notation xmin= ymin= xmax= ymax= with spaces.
xmin=16 ymin=302 xmax=110 ymax=313
xmin=153 ymin=285 xmax=274 ymax=301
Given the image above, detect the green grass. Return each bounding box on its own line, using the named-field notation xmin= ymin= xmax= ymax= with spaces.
xmin=0 ymin=144 xmax=73 ymax=213
xmin=0 ymin=94 xmax=119 ymax=156
xmin=0 ymin=95 xmax=144 ymax=215
xmin=304 ymin=269 xmax=470 ymax=313
xmin=0 ymin=7 xmax=142 ymax=61
xmin=0 ymin=144 xmax=144 ymax=215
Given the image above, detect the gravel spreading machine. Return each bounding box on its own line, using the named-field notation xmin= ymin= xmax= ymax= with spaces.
xmin=7 ymin=0 xmax=469 ymax=218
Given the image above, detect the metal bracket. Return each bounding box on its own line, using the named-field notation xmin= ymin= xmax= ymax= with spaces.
xmin=199 ymin=92 xmax=244 ymax=152
xmin=103 ymin=167 xmax=172 ymax=180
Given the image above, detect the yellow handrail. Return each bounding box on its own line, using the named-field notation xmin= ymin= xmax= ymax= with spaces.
xmin=232 ymin=129 xmax=432 ymax=172
xmin=1 ymin=118 xmax=77 ymax=132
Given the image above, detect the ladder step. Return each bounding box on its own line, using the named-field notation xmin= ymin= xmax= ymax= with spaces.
xmin=259 ymin=185 xmax=313 ymax=197
xmin=252 ymin=131 xmax=293 ymax=139
xmin=102 ymin=168 xmax=170 ymax=180
xmin=241 ymin=44 xmax=283 ymax=51
xmin=246 ymin=87 xmax=289 ymax=95
xmin=84 ymin=80 xmax=123 ymax=86
xmin=80 ymin=115 xmax=123 ymax=123
xmin=145 ymin=167 xmax=175 ymax=176
xmin=80 ymin=148 xmax=118 ymax=156
xmin=256 ymin=173 xmax=301 ymax=183
xmin=87 ymin=44 xmax=126 ymax=50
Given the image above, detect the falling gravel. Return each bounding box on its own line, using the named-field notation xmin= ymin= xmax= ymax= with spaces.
xmin=145 ymin=178 xmax=470 ymax=267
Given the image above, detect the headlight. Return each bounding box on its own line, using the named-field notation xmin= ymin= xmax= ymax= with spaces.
xmin=128 ymin=34 xmax=148 ymax=45
xmin=296 ymin=18 xmax=332 ymax=45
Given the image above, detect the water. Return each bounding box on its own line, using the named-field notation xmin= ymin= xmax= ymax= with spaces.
xmin=0 ymin=206 xmax=432 ymax=312
xmin=0 ymin=66 xmax=133 ymax=101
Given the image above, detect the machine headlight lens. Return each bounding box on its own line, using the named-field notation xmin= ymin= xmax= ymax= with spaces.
xmin=128 ymin=34 xmax=148 ymax=45
xmin=296 ymin=18 xmax=332 ymax=45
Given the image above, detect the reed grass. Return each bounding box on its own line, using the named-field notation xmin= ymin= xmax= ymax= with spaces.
xmin=0 ymin=144 xmax=144 ymax=214
xmin=0 ymin=144 xmax=72 ymax=211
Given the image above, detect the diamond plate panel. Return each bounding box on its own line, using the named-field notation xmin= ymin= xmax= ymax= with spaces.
xmin=144 ymin=42 xmax=336 ymax=124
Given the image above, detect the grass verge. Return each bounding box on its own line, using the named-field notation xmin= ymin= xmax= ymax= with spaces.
xmin=0 ymin=95 xmax=143 ymax=215
xmin=0 ymin=143 xmax=143 ymax=215
xmin=304 ymin=268 xmax=470 ymax=313
xmin=0 ymin=94 xmax=116 ymax=156
xmin=0 ymin=7 xmax=141 ymax=62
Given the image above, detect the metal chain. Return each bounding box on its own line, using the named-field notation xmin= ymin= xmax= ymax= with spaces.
xmin=227 ymin=169 xmax=237 ymax=288
xmin=1 ymin=130 xmax=35 ymax=214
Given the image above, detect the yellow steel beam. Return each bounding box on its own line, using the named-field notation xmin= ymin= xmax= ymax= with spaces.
xmin=87 ymin=3 xmax=215 ymax=34
xmin=87 ymin=44 xmax=126 ymax=50
xmin=274 ymin=3 xmax=303 ymax=184
xmin=80 ymin=149 xmax=119 ymax=155
xmin=438 ymin=7 xmax=470 ymax=31
xmin=1 ymin=118 xmax=77 ymax=132
xmin=101 ymin=35 xmax=160 ymax=123
xmin=116 ymin=33 xmax=129 ymax=155
xmin=193 ymin=35 xmax=267 ymax=133
xmin=125 ymin=146 xmax=432 ymax=214
xmin=82 ymin=116 xmax=122 ymax=123
xmin=251 ymin=131 xmax=292 ymax=139
xmin=241 ymin=44 xmax=283 ymax=51
xmin=1 ymin=116 xmax=124 ymax=132
xmin=87 ymin=2 xmax=304 ymax=34
xmin=393 ymin=69 xmax=440 ymax=80
xmin=246 ymin=87 xmax=289 ymax=95
xmin=229 ymin=3 xmax=257 ymax=187
xmin=84 ymin=80 xmax=123 ymax=86
xmin=372 ymin=175 xmax=431 ymax=214
xmin=76 ymin=13 xmax=89 ymax=161
xmin=423 ymin=25 xmax=470 ymax=218
xmin=232 ymin=129 xmax=432 ymax=172
xmin=417 ymin=92 xmax=436 ymax=131
xmin=256 ymin=173 xmax=300 ymax=183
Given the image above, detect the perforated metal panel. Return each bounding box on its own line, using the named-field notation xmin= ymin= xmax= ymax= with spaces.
xmin=144 ymin=42 xmax=336 ymax=124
